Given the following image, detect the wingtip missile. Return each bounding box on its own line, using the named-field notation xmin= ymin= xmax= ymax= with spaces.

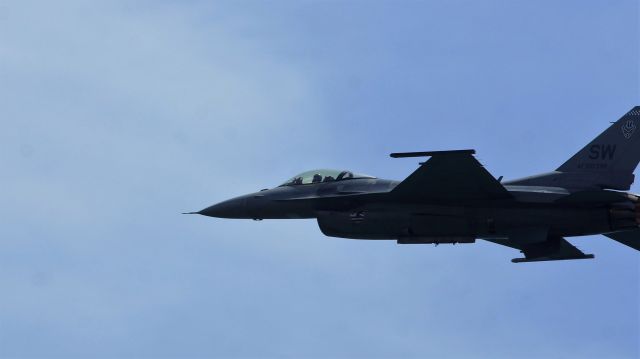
xmin=390 ymin=149 xmax=476 ymax=158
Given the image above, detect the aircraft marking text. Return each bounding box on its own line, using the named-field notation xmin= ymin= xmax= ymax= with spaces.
xmin=588 ymin=144 xmax=616 ymax=160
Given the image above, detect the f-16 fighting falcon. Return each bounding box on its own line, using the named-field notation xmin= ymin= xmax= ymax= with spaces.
xmin=188 ymin=107 xmax=640 ymax=263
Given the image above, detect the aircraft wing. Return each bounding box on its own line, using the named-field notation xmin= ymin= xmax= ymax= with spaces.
xmin=484 ymin=233 xmax=594 ymax=263
xmin=390 ymin=150 xmax=512 ymax=201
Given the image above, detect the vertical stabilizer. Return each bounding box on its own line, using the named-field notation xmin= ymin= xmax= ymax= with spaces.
xmin=558 ymin=107 xmax=640 ymax=180
xmin=507 ymin=107 xmax=640 ymax=190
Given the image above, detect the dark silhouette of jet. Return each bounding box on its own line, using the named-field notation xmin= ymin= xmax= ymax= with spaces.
xmin=189 ymin=107 xmax=640 ymax=263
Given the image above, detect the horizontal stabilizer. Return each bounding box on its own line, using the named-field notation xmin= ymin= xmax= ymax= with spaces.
xmin=603 ymin=229 xmax=640 ymax=251
xmin=484 ymin=234 xmax=594 ymax=263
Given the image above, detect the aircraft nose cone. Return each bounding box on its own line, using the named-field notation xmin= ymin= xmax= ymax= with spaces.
xmin=199 ymin=197 xmax=248 ymax=218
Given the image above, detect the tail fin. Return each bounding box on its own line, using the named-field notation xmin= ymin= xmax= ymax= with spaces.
xmin=559 ymin=107 xmax=640 ymax=173
xmin=505 ymin=107 xmax=640 ymax=190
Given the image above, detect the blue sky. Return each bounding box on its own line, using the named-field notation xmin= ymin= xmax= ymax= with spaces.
xmin=1 ymin=0 xmax=638 ymax=357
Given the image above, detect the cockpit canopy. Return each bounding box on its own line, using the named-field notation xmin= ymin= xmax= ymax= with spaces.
xmin=279 ymin=169 xmax=375 ymax=186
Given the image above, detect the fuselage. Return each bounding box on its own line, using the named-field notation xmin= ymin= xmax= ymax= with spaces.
xmin=199 ymin=177 xmax=639 ymax=242
xmin=193 ymin=107 xmax=640 ymax=261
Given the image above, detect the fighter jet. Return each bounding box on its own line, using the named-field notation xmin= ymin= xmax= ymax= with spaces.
xmin=189 ymin=107 xmax=640 ymax=263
